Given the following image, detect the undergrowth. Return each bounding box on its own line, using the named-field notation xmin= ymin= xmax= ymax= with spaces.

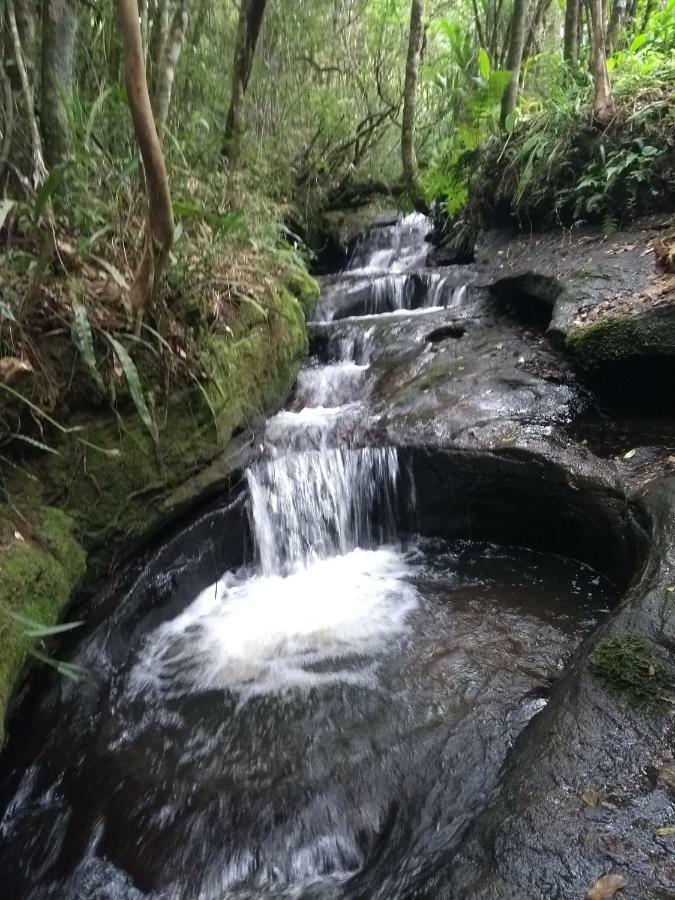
xmin=426 ymin=10 xmax=675 ymax=236
xmin=0 ymin=112 xmax=312 ymax=468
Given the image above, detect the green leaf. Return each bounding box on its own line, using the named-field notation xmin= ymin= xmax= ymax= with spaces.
xmin=504 ymin=111 xmax=517 ymax=134
xmin=106 ymin=335 xmax=159 ymax=447
xmin=0 ymin=199 xmax=15 ymax=231
xmin=88 ymin=255 xmax=129 ymax=290
xmin=0 ymin=300 xmax=16 ymax=322
xmin=630 ymin=33 xmax=648 ymax=52
xmin=85 ymin=87 xmax=112 ymax=152
xmin=478 ymin=48 xmax=491 ymax=81
xmin=2 ymin=606 xmax=83 ymax=636
xmin=71 ymin=300 xmax=106 ymax=394
xmin=28 ymin=648 xmax=87 ymax=681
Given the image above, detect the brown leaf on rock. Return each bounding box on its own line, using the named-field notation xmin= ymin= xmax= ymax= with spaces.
xmin=586 ymin=874 xmax=627 ymax=899
xmin=0 ymin=357 xmax=33 ymax=385
xmin=582 ymin=788 xmax=601 ymax=807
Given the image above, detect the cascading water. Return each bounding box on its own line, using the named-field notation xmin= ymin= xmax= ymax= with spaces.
xmin=348 ymin=213 xmax=430 ymax=272
xmin=0 ymin=214 xmax=619 ymax=900
xmin=246 ymin=447 xmax=399 ymax=575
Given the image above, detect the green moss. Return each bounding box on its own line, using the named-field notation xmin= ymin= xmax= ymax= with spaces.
xmin=24 ymin=282 xmax=307 ymax=561
xmin=284 ymin=266 xmax=321 ymax=320
xmin=590 ymin=634 xmax=669 ymax=709
xmin=567 ymin=309 xmax=675 ymax=367
xmin=0 ymin=505 xmax=86 ymax=741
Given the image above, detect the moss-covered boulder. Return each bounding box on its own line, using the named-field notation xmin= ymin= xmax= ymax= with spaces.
xmin=284 ymin=266 xmax=321 ymax=320
xmin=0 ymin=506 xmax=86 ymax=741
xmin=566 ymin=305 xmax=675 ymax=368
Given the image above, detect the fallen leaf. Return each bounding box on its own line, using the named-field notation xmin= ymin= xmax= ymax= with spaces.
xmin=13 ymin=530 xmax=24 ymax=542
xmin=0 ymin=357 xmax=33 ymax=386
xmin=586 ymin=873 xmax=627 ymax=899
xmin=655 ymin=825 xmax=675 ymax=837
xmin=623 ymin=449 xmax=637 ymax=460
xmin=582 ymin=788 xmax=601 ymax=807
xmin=495 ymin=343 xmax=504 ymax=350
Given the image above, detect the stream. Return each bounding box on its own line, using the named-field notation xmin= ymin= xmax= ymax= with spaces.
xmin=0 ymin=216 xmax=622 ymax=899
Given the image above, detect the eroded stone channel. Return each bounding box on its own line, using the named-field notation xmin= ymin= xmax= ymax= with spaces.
xmin=0 ymin=217 xmax=655 ymax=899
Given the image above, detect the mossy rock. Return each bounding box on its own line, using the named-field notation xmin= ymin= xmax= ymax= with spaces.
xmin=284 ymin=266 xmax=321 ymax=321
xmin=566 ymin=307 xmax=675 ymax=368
xmin=0 ymin=505 xmax=86 ymax=741
xmin=10 ymin=281 xmax=307 ymax=566
xmin=590 ymin=633 xmax=669 ymax=708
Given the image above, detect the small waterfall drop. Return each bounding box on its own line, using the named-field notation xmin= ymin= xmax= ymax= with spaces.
xmin=246 ymin=447 xmax=399 ymax=576
xmin=348 ymin=213 xmax=431 ymax=272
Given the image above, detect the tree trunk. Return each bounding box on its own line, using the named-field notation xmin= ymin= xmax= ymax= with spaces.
xmin=153 ymin=0 xmax=191 ymax=137
xmin=222 ymin=0 xmax=267 ymax=167
xmin=590 ymin=0 xmax=614 ymax=123
xmin=401 ymin=0 xmax=426 ymax=213
xmin=500 ymin=0 xmax=529 ymax=127
xmin=606 ymin=0 xmax=626 ymax=53
xmin=115 ymin=0 xmax=174 ymax=328
xmin=40 ymin=0 xmax=79 ymax=167
xmin=524 ymin=0 xmax=553 ymax=59
xmin=148 ymin=0 xmax=169 ymax=94
xmin=640 ymin=0 xmax=656 ymax=32
xmin=6 ymin=0 xmax=45 ymax=186
xmin=564 ymin=0 xmax=580 ymax=63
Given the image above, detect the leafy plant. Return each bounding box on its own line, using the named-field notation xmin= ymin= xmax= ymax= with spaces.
xmin=0 ymin=605 xmax=86 ymax=681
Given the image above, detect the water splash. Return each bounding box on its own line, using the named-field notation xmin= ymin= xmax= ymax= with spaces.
xmin=130 ymin=546 xmax=418 ymax=701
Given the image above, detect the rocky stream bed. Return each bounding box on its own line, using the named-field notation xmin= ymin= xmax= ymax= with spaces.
xmin=1 ymin=214 xmax=674 ymax=899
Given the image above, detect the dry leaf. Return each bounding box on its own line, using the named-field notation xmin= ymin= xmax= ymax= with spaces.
xmin=655 ymin=825 xmax=675 ymax=836
xmin=582 ymin=788 xmax=601 ymax=807
xmin=0 ymin=357 xmax=33 ymax=386
xmin=586 ymin=873 xmax=627 ymax=899
xmin=623 ymin=448 xmax=637 ymax=460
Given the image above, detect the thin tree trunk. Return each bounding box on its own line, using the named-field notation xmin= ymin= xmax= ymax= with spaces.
xmin=500 ymin=0 xmax=529 ymax=127
xmin=564 ymin=0 xmax=580 ymax=63
xmin=590 ymin=0 xmax=614 ymax=122
xmin=139 ymin=0 xmax=149 ymax=55
xmin=640 ymin=0 xmax=656 ymax=31
xmin=524 ymin=0 xmax=553 ymax=59
xmin=606 ymin=0 xmax=626 ymax=53
xmin=6 ymin=0 xmax=45 ymax=185
xmin=40 ymin=0 xmax=79 ymax=167
xmin=222 ymin=0 xmax=268 ymax=166
xmin=148 ymin=0 xmax=169 ymax=94
xmin=471 ymin=0 xmax=487 ymax=49
xmin=115 ymin=0 xmax=174 ymax=328
xmin=153 ymin=0 xmax=191 ymax=136
xmin=401 ymin=0 xmax=426 ymax=213
xmin=0 ymin=61 xmax=14 ymax=182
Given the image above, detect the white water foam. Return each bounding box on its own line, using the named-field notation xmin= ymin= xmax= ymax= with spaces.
xmin=131 ymin=547 xmax=418 ymax=700
xmin=294 ymin=361 xmax=369 ymax=408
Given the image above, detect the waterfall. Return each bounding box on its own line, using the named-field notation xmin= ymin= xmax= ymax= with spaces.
xmin=347 ymin=213 xmax=431 ymax=272
xmin=246 ymin=447 xmax=399 ymax=576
